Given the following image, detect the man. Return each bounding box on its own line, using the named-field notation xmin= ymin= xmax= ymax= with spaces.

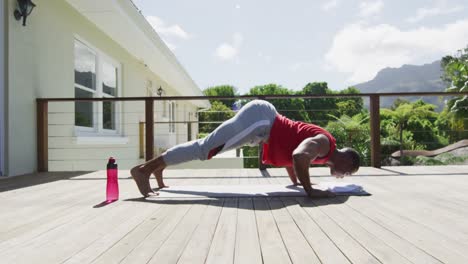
xmin=131 ymin=100 xmax=360 ymax=198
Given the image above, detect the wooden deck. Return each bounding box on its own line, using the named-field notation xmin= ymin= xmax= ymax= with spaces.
xmin=1 ymin=165 xmax=468 ymax=264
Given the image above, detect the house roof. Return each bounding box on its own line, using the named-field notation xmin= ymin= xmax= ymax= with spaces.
xmin=65 ymin=0 xmax=210 ymax=108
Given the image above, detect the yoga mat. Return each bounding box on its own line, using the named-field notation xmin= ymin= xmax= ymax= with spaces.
xmin=150 ymin=183 xmax=370 ymax=198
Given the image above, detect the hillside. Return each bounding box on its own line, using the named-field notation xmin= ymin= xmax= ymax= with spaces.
xmin=353 ymin=60 xmax=448 ymax=109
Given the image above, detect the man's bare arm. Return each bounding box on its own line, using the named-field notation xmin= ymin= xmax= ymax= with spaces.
xmin=292 ymin=136 xmax=334 ymax=198
xmin=285 ymin=166 xmax=298 ymax=185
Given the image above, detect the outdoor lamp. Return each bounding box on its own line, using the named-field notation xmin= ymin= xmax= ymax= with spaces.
xmin=14 ymin=0 xmax=36 ymax=26
xmin=157 ymin=86 xmax=164 ymax=97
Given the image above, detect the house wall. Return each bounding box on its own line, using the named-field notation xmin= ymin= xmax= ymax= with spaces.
xmin=0 ymin=0 xmax=5 ymax=176
xmin=7 ymin=0 xmax=196 ymax=175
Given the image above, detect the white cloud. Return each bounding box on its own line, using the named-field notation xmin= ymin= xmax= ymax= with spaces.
xmin=322 ymin=0 xmax=339 ymax=11
xmin=215 ymin=33 xmax=243 ymax=61
xmin=216 ymin=44 xmax=238 ymax=60
xmin=325 ymin=19 xmax=468 ymax=84
xmin=407 ymin=1 xmax=464 ymax=23
xmin=146 ymin=15 xmax=190 ymax=40
xmin=358 ymin=0 xmax=384 ymax=17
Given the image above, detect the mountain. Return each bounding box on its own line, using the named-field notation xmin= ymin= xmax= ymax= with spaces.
xmin=353 ymin=60 xmax=448 ymax=110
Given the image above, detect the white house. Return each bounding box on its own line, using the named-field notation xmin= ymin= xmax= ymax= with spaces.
xmin=0 ymin=0 xmax=210 ymax=177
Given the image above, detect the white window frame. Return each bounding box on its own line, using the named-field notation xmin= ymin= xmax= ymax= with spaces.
xmin=74 ymin=37 xmax=122 ymax=137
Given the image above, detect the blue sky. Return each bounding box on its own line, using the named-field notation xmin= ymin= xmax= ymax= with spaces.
xmin=132 ymin=0 xmax=468 ymax=94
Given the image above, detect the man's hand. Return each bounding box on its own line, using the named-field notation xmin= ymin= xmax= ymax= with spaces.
xmin=307 ymin=189 xmax=336 ymax=198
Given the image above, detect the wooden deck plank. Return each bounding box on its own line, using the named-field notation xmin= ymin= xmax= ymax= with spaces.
xmin=91 ymin=203 xmax=175 ymax=264
xmin=234 ymin=198 xmax=262 ymax=264
xmin=119 ymin=203 xmax=193 ymax=264
xmin=346 ymin=194 xmax=468 ymax=263
xmin=0 ymin=173 xmax=104 ymax=226
xmin=238 ymin=169 xmax=251 ymax=185
xmin=62 ymin=202 xmax=161 ymax=264
xmin=0 ymin=186 xmax=104 ymax=252
xmin=0 ymin=200 xmax=135 ymax=264
xmin=1 ymin=166 xmax=468 ymax=264
xmin=247 ymin=169 xmax=261 ymax=184
xmin=365 ymin=176 xmax=468 ymax=244
xmin=280 ymin=197 xmax=351 ymax=264
xmin=267 ymin=197 xmax=321 ymax=264
xmin=205 ymin=198 xmax=238 ymax=264
xmin=0 ymin=179 xmax=137 ymax=256
xmin=253 ymin=197 xmax=292 ymax=264
xmin=177 ymin=199 xmax=224 ymax=264
xmin=335 ymin=197 xmax=442 ymax=264
xmin=359 ymin=175 xmax=468 ymax=243
xmin=0 ymin=171 xmax=93 ymax=194
xmin=147 ymin=200 xmax=210 ymax=264
xmin=296 ymin=197 xmax=381 ymax=264
xmin=314 ymin=197 xmax=412 ymax=264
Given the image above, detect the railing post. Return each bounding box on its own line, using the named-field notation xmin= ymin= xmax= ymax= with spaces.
xmin=369 ymin=95 xmax=381 ymax=168
xmin=37 ymin=100 xmax=48 ymax=172
xmin=139 ymin=122 xmax=144 ymax=159
xmin=187 ymin=122 xmax=192 ymax=141
xmin=145 ymin=99 xmax=154 ymax=161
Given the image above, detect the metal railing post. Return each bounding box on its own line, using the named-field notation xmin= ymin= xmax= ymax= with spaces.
xmin=369 ymin=95 xmax=381 ymax=168
xmin=37 ymin=100 xmax=48 ymax=172
xmin=145 ymin=99 xmax=154 ymax=161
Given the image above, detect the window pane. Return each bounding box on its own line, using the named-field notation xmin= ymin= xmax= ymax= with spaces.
xmin=74 ymin=41 xmax=96 ymax=90
xmin=75 ymin=88 xmax=94 ymax=127
xmin=102 ymin=60 xmax=117 ymax=96
xmin=170 ymin=102 xmax=175 ymax=133
xmin=103 ymin=101 xmax=116 ymax=130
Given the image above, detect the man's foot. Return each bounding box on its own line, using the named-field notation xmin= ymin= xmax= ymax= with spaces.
xmin=153 ymin=169 xmax=168 ymax=189
xmin=130 ymin=166 xmax=156 ymax=197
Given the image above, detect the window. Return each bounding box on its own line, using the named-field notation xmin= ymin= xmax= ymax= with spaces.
xmin=74 ymin=39 xmax=120 ymax=135
xmin=169 ymin=101 xmax=176 ymax=133
xmin=102 ymin=60 xmax=117 ymax=130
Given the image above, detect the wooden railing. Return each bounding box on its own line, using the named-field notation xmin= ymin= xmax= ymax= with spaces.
xmin=36 ymin=92 xmax=468 ymax=172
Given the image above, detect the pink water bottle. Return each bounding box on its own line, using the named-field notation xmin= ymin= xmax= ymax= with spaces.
xmin=106 ymin=157 xmax=119 ymax=202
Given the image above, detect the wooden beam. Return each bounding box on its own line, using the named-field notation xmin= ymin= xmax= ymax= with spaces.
xmin=145 ymin=99 xmax=154 ymax=161
xmin=369 ymin=95 xmax=381 ymax=168
xmin=139 ymin=122 xmax=144 ymax=159
xmin=36 ymin=100 xmax=48 ymax=172
xmin=187 ymin=122 xmax=192 ymax=141
xmin=36 ymin=91 xmax=468 ymax=102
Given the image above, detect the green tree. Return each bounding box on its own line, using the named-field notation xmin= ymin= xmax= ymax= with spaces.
xmin=203 ymin=85 xmax=239 ymax=109
xmin=441 ymin=46 xmax=468 ymax=140
xmin=336 ymin=87 xmax=364 ymax=117
xmin=246 ymin=84 xmax=309 ymax=122
xmin=380 ymin=100 xmax=438 ymax=160
xmin=301 ymin=83 xmax=363 ymax=126
xmin=301 ymin=82 xmax=336 ymax=126
xmin=326 ymin=113 xmax=370 ymax=166
xmin=198 ymin=101 xmax=235 ymax=134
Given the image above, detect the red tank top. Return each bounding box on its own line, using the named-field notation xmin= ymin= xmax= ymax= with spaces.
xmin=262 ymin=114 xmax=336 ymax=167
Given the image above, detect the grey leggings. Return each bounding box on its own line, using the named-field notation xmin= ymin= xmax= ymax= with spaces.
xmin=162 ymin=100 xmax=277 ymax=166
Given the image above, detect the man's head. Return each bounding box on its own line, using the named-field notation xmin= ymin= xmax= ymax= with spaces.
xmin=329 ymin=147 xmax=360 ymax=178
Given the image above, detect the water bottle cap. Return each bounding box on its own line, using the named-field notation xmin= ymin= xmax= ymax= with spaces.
xmin=108 ymin=157 xmax=116 ymax=164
